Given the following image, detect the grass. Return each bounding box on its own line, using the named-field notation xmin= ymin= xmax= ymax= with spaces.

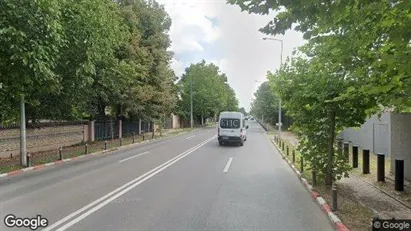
xmin=274 ymin=138 xmax=375 ymax=231
xmin=0 ymin=128 xmax=196 ymax=174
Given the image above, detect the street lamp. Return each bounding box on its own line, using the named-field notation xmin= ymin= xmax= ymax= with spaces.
xmin=262 ymin=37 xmax=283 ymax=141
xmin=190 ymin=74 xmax=193 ymax=128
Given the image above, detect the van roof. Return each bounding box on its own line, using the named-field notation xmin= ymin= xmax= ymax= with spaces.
xmin=219 ymin=111 xmax=243 ymax=118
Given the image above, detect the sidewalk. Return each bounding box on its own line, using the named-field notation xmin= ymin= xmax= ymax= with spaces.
xmin=274 ymin=129 xmax=411 ymax=221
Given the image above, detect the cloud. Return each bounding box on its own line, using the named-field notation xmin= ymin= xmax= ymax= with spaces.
xmin=170 ymin=58 xmax=185 ymax=78
xmin=160 ymin=0 xmax=306 ymax=111
xmin=161 ymin=0 xmax=222 ymax=54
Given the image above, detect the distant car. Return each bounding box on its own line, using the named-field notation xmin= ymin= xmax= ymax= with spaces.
xmin=218 ymin=111 xmax=248 ymax=146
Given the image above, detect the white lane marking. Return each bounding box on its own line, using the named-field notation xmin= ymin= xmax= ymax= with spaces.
xmin=186 ymin=135 xmax=195 ymax=140
xmin=118 ymin=151 xmax=150 ymax=163
xmin=223 ymin=157 xmax=233 ymax=173
xmin=43 ymin=136 xmax=216 ymax=231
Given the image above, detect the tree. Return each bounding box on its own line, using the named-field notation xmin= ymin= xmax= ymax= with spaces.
xmin=0 ymin=0 xmax=65 ymax=122
xmin=228 ymin=0 xmax=411 ymax=112
xmin=117 ymin=0 xmax=177 ymax=121
xmin=271 ymin=42 xmax=375 ymax=184
xmin=250 ymin=81 xmax=278 ymax=124
xmin=239 ymin=107 xmax=247 ymax=115
xmin=228 ymin=0 xmax=410 ymax=185
xmin=177 ymin=60 xmax=239 ymax=124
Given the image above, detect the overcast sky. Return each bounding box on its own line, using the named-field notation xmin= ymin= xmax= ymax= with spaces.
xmin=158 ymin=0 xmax=306 ymax=111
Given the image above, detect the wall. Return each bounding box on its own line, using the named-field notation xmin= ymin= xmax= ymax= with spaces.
xmin=390 ymin=113 xmax=411 ymax=181
xmin=339 ymin=112 xmax=391 ymax=156
xmin=0 ymin=125 xmax=87 ymax=158
xmin=171 ymin=114 xmax=181 ymax=129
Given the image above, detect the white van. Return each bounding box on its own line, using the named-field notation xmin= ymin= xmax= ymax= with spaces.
xmin=217 ymin=111 xmax=248 ymax=146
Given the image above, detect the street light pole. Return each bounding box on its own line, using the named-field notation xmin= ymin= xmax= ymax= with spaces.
xmin=263 ymin=37 xmax=283 ymax=141
xmin=20 ymin=94 xmax=27 ymax=167
xmin=190 ymin=74 xmax=193 ymax=128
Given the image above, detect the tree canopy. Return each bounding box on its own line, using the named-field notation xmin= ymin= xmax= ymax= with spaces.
xmin=0 ymin=0 xmax=178 ymax=124
xmin=227 ymin=0 xmax=411 ymax=184
xmin=229 ymin=0 xmax=411 ymax=112
xmin=176 ymin=60 xmax=239 ymax=124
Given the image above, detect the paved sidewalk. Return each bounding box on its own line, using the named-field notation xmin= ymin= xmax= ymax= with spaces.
xmin=339 ymin=176 xmax=411 ymax=219
xmin=276 ymin=130 xmax=411 ymax=220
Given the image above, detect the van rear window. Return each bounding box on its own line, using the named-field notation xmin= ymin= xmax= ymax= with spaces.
xmin=220 ymin=118 xmax=240 ymax=129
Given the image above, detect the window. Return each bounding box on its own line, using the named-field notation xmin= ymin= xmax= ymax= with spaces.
xmin=220 ymin=118 xmax=241 ymax=129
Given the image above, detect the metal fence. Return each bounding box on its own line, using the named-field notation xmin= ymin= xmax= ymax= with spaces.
xmin=122 ymin=120 xmax=139 ymax=136
xmin=140 ymin=121 xmax=152 ymax=133
xmin=94 ymin=120 xmax=119 ymax=140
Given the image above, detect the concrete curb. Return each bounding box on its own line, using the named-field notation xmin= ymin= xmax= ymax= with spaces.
xmin=0 ymin=129 xmax=201 ymax=179
xmin=270 ymin=139 xmax=350 ymax=231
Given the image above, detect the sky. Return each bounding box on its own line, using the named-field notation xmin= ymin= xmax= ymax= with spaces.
xmin=158 ymin=0 xmax=306 ymax=112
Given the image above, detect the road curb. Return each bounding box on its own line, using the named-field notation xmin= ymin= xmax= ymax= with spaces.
xmin=0 ymin=129 xmax=202 ymax=179
xmin=270 ymin=139 xmax=350 ymax=231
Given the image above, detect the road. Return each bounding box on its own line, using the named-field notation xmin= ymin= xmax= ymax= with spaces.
xmin=0 ymin=121 xmax=334 ymax=231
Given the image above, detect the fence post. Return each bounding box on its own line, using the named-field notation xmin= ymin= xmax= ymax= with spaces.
xmin=143 ymin=134 xmax=145 ymax=141
xmin=363 ymin=149 xmax=370 ymax=174
xmin=132 ymin=133 xmax=135 ymax=143
xmin=59 ymin=147 xmax=63 ymax=160
xmin=120 ymin=138 xmax=122 ymax=146
xmin=300 ymin=156 xmax=304 ymax=172
xmin=395 ymin=159 xmax=404 ymax=191
xmin=85 ymin=144 xmax=88 ymax=154
xmin=377 ymin=153 xmax=385 ymax=182
xmin=286 ymin=146 xmax=289 ymax=156
xmin=332 ymin=183 xmax=337 ymax=211
xmin=292 ymin=150 xmax=295 ymax=163
xmin=27 ymin=152 xmax=31 ymax=167
xmin=104 ymin=141 xmax=107 ymax=150
xmin=352 ymin=145 xmax=359 ymax=168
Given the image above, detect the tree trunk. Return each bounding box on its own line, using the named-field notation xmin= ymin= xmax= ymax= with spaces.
xmin=325 ymin=109 xmax=336 ymax=185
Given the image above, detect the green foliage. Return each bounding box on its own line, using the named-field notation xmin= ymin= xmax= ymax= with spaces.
xmin=229 ymin=0 xmax=411 ymax=184
xmin=250 ymin=80 xmax=279 ymax=125
xmin=0 ymin=0 xmax=65 ymax=121
xmin=177 ymin=60 xmax=239 ymax=122
xmin=271 ymin=43 xmax=374 ymax=183
xmin=228 ymin=0 xmax=411 ymax=112
xmin=0 ymin=0 xmax=178 ymax=123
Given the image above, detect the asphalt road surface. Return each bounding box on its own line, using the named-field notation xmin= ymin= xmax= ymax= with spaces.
xmin=0 ymin=121 xmax=334 ymax=231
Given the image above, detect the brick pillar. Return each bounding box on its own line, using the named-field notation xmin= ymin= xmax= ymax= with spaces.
xmin=119 ymin=119 xmax=122 ymax=139
xmin=89 ymin=121 xmax=95 ymax=142
xmin=83 ymin=124 xmax=88 ymax=142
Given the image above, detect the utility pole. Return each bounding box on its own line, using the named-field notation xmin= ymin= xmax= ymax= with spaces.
xmin=263 ymin=37 xmax=283 ymax=140
xmin=20 ymin=94 xmax=27 ymax=167
xmin=190 ymin=74 xmax=193 ymax=128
